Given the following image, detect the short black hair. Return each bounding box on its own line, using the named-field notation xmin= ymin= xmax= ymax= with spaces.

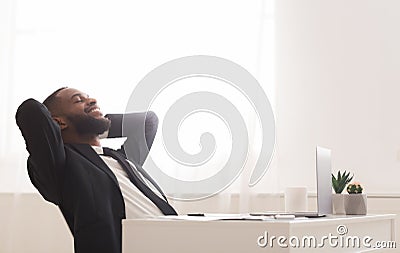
xmin=43 ymin=87 xmax=68 ymax=114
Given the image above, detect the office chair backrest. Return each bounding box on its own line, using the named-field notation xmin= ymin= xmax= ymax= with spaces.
xmin=106 ymin=111 xmax=159 ymax=166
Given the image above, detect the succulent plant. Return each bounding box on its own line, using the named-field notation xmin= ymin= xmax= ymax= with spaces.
xmin=332 ymin=170 xmax=353 ymax=194
xmin=347 ymin=183 xmax=363 ymax=194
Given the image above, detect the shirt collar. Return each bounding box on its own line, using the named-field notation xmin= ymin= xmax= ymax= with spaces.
xmin=91 ymin=145 xmax=104 ymax=155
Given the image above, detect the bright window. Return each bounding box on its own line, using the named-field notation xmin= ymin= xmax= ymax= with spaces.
xmin=0 ymin=0 xmax=275 ymax=193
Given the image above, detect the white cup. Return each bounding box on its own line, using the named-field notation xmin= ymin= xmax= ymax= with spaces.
xmin=285 ymin=187 xmax=308 ymax=212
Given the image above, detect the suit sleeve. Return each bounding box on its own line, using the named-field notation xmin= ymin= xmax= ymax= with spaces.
xmin=105 ymin=112 xmax=158 ymax=166
xmin=15 ymin=99 xmax=65 ymax=205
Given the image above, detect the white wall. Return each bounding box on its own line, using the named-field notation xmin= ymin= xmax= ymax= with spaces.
xmin=274 ymin=0 xmax=400 ymax=194
xmin=0 ymin=193 xmax=73 ymax=253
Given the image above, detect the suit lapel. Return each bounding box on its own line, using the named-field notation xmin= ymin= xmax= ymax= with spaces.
xmin=67 ymin=143 xmax=119 ymax=187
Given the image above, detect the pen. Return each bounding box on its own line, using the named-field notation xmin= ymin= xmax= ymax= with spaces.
xmin=187 ymin=213 xmax=205 ymax=216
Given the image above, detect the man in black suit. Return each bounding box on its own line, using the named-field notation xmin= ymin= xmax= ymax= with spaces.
xmin=16 ymin=87 xmax=177 ymax=253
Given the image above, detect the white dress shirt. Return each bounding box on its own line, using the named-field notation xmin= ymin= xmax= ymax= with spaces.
xmin=91 ymin=146 xmax=163 ymax=219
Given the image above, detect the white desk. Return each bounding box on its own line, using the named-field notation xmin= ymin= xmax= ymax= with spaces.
xmin=122 ymin=214 xmax=396 ymax=253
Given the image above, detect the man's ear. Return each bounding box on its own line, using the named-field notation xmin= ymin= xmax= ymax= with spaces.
xmin=52 ymin=116 xmax=68 ymax=130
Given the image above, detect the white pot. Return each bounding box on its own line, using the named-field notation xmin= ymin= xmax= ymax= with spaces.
xmin=332 ymin=194 xmax=345 ymax=215
xmin=344 ymin=193 xmax=367 ymax=215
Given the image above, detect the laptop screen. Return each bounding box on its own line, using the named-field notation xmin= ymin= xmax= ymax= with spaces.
xmin=316 ymin=146 xmax=333 ymax=215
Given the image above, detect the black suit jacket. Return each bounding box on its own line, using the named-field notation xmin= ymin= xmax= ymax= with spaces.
xmin=16 ymin=99 xmax=160 ymax=253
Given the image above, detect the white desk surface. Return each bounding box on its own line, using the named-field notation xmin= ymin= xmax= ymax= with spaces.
xmin=122 ymin=214 xmax=396 ymax=253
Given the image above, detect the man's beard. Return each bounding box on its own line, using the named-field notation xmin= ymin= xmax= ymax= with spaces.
xmin=67 ymin=114 xmax=111 ymax=136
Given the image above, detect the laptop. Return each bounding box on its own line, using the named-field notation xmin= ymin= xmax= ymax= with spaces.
xmin=251 ymin=146 xmax=333 ymax=218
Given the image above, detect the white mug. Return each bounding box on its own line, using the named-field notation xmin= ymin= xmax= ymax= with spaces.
xmin=285 ymin=187 xmax=308 ymax=212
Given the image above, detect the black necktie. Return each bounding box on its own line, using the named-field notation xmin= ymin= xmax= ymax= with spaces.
xmin=102 ymin=147 xmax=177 ymax=215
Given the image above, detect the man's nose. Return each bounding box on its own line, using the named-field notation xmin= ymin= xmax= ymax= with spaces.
xmin=87 ymin=97 xmax=97 ymax=105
